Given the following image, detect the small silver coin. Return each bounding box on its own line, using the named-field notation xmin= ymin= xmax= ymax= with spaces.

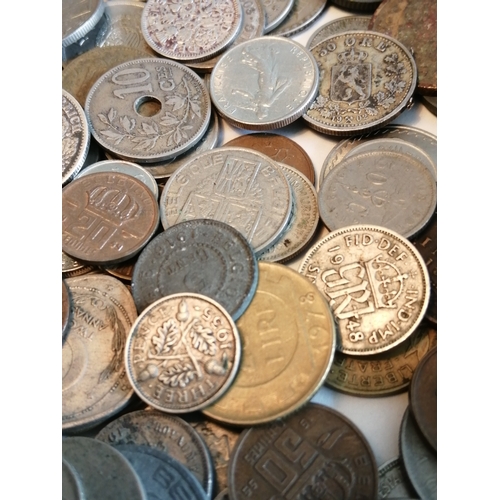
xmin=267 ymin=0 xmax=327 ymax=37
xmin=307 ymin=15 xmax=371 ymax=49
xmin=62 ymin=437 xmax=147 ymax=500
xmin=62 ymin=457 xmax=85 ymax=500
xmin=131 ymin=219 xmax=258 ymax=319
xmin=261 ymin=0 xmax=294 ymax=33
xmin=85 ymin=58 xmax=211 ymax=163
xmin=159 ymin=147 xmax=293 ymax=254
xmin=114 ymin=444 xmax=208 ymax=500
xmin=378 ymin=457 xmax=419 ymax=499
xmin=210 ymin=37 xmax=319 ymax=130
xmin=62 ymin=90 xmax=90 ymax=185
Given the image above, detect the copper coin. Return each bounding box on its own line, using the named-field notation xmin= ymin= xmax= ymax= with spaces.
xmin=62 ymin=171 xmax=159 ymax=265
xmin=227 ymin=403 xmax=378 ymax=499
xmin=409 ymin=346 xmax=436 ymax=451
xmin=224 ymin=133 xmax=315 ymax=185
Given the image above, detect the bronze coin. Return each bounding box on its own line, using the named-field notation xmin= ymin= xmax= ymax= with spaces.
xmin=224 ymin=133 xmax=316 ymax=185
xmin=409 ymin=346 xmax=436 ymax=451
xmin=62 ymin=172 xmax=159 ymax=265
xmin=227 ymin=403 xmax=378 ymax=499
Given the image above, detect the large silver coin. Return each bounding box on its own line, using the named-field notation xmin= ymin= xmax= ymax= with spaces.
xmin=62 ymin=437 xmax=147 ymax=500
xmin=62 ymin=90 xmax=90 ymax=186
xmin=62 ymin=275 xmax=137 ymax=433
xmin=125 ymin=293 xmax=242 ymax=413
xmin=210 ymin=37 xmax=319 ymax=130
xmin=131 ymin=219 xmax=258 ymax=318
xmin=85 ymin=58 xmax=211 ymax=163
xmin=299 ymin=225 xmax=430 ymax=355
xmin=141 ymin=0 xmax=243 ymax=62
xmin=159 ymin=147 xmax=293 ymax=254
xmin=261 ymin=0 xmax=294 ymax=33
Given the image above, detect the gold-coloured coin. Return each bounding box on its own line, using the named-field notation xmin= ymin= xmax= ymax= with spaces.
xmin=203 ymin=262 xmax=336 ymax=426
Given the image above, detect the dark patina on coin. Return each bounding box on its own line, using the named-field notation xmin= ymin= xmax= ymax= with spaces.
xmin=228 ymin=403 xmax=378 ymax=499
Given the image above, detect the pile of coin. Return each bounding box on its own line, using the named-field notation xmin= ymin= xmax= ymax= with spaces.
xmin=63 ymin=0 xmax=437 ymax=498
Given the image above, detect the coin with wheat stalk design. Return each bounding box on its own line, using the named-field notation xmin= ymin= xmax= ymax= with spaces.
xmin=125 ymin=293 xmax=241 ymax=413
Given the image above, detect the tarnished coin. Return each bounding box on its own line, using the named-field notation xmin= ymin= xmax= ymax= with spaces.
xmin=409 ymin=346 xmax=436 ymax=451
xmin=141 ymin=0 xmax=243 ymax=62
xmin=96 ymin=409 xmax=215 ymax=496
xmin=299 ymin=225 xmax=430 ymax=355
xmin=227 ymin=403 xmax=378 ymax=499
xmin=62 ymin=89 xmax=90 ymax=186
xmin=307 ymin=15 xmax=371 ymax=49
xmin=114 ymin=444 xmax=208 ymax=500
xmin=378 ymin=457 xmax=419 ymax=499
xmin=318 ymin=148 xmax=437 ymax=239
xmin=62 ymin=437 xmax=147 ymax=500
xmin=85 ymin=58 xmax=211 ymax=163
xmin=62 ymin=275 xmax=137 ymax=433
xmin=125 ymin=293 xmax=242 ymax=413
xmin=261 ymin=0 xmax=294 ymax=33
xmin=62 ymin=251 xmax=95 ymax=278
xmin=258 ymin=163 xmax=319 ymax=263
xmin=159 ymin=147 xmax=292 ymax=254
xmin=131 ymin=219 xmax=258 ymax=319
xmin=267 ymin=0 xmax=327 ymax=37
xmin=326 ymin=319 xmax=437 ymax=396
xmin=62 ymin=171 xmax=159 ymax=265
xmin=399 ymin=407 xmax=437 ymax=500
xmin=304 ymin=31 xmax=417 ymax=136
xmin=369 ymin=0 xmax=437 ymax=95
xmin=62 ymin=457 xmax=85 ymax=500
xmin=203 ymin=262 xmax=335 ymax=426
xmin=224 ymin=132 xmax=316 ymax=185
xmin=210 ymin=37 xmax=319 ymax=130
xmin=62 ymin=280 xmax=72 ymax=343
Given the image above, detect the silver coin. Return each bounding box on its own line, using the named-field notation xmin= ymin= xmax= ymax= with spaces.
xmin=114 ymin=444 xmax=208 ymax=500
xmin=378 ymin=457 xmax=419 ymax=499
xmin=210 ymin=36 xmax=319 ymax=130
xmin=399 ymin=407 xmax=437 ymax=500
xmin=267 ymin=0 xmax=327 ymax=37
xmin=62 ymin=275 xmax=137 ymax=433
xmin=131 ymin=219 xmax=258 ymax=319
xmin=261 ymin=0 xmax=294 ymax=33
xmin=62 ymin=437 xmax=147 ymax=500
xmin=77 ymin=159 xmax=158 ymax=198
xmin=307 ymin=15 xmax=371 ymax=49
xmin=96 ymin=409 xmax=215 ymax=496
xmin=141 ymin=0 xmax=243 ymax=62
xmin=318 ymin=149 xmax=437 ymax=238
xmin=258 ymin=163 xmax=319 ymax=263
xmin=85 ymin=58 xmax=211 ymax=163
xmin=62 ymin=457 xmax=85 ymax=500
xmin=159 ymin=147 xmax=293 ymax=254
xmin=62 ymin=90 xmax=90 ymax=185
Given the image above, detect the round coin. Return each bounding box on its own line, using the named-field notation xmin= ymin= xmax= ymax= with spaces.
xmin=125 ymin=293 xmax=242 ymax=413
xmin=131 ymin=219 xmax=258 ymax=318
xmin=203 ymin=262 xmax=335 ymax=426
xmin=304 ymin=31 xmax=417 ymax=136
xmin=227 ymin=403 xmax=378 ymax=499
xmin=62 ymin=171 xmax=159 ymax=265
xmin=298 ymin=225 xmax=430 ymax=355
xmin=378 ymin=457 xmax=419 ymax=498
xmin=85 ymin=58 xmax=211 ymax=162
xmin=210 ymin=37 xmax=319 ymax=130
xmin=261 ymin=0 xmax=294 ymax=33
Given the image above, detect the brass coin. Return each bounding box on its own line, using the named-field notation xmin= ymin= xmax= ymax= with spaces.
xmin=203 ymin=262 xmax=336 ymax=426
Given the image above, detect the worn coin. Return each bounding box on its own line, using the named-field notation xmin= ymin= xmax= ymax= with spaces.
xmin=95 ymin=409 xmax=214 ymax=495
xmin=141 ymin=0 xmax=243 ymax=62
xmin=62 ymin=171 xmax=159 ymax=265
xmin=268 ymin=0 xmax=327 ymax=37
xmin=399 ymin=407 xmax=437 ymax=500
xmin=326 ymin=319 xmax=437 ymax=396
xmin=227 ymin=403 xmax=378 ymax=499
xmin=224 ymin=132 xmax=316 ymax=185
xmin=131 ymin=219 xmax=258 ymax=319
xmin=85 ymin=58 xmax=211 ymax=162
xmin=258 ymin=163 xmax=319 ymax=263
xmin=159 ymin=147 xmax=293 ymax=254
xmin=62 ymin=280 xmax=72 ymax=343
xmin=62 ymin=436 xmax=147 ymax=500
xmin=62 ymin=90 xmax=90 ymax=186
xmin=409 ymin=346 xmax=437 ymax=451
xmin=304 ymin=31 xmax=417 ymax=136
xmin=114 ymin=444 xmax=208 ymax=500
xmin=203 ymin=262 xmax=335 ymax=425
xmin=378 ymin=457 xmax=419 ymax=499
xmin=318 ymin=148 xmax=437 ymax=239
xmin=62 ymin=457 xmax=85 ymax=500
xmin=307 ymin=15 xmax=371 ymax=49
xmin=210 ymin=37 xmax=319 ymax=130
xmin=299 ymin=225 xmax=430 ymax=355
xmin=261 ymin=0 xmax=294 ymax=33
xmin=125 ymin=293 xmax=242 ymax=413
xmin=62 ymin=274 xmax=137 ymax=433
